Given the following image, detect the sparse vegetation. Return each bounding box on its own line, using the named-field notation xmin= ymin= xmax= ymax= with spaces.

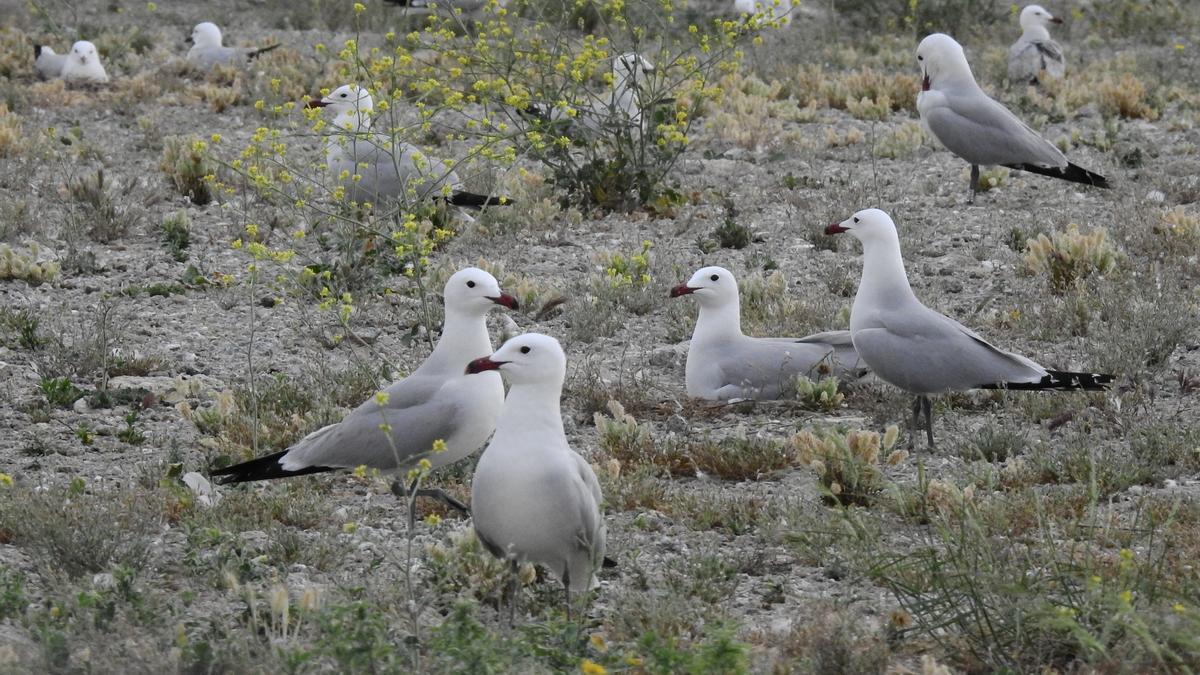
xmin=1023 ymin=223 xmax=1119 ymax=293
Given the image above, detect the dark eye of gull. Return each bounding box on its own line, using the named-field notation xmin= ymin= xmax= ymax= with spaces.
xmin=520 ymin=346 xmax=530 ymax=354
xmin=710 ymin=274 xmax=719 ymax=281
xmin=467 ymin=280 xmax=476 ymax=288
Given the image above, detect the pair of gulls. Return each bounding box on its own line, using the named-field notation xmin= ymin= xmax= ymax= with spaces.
xmin=212 ymin=208 xmax=1111 ymax=610
xmin=31 ymin=22 xmax=280 ymax=84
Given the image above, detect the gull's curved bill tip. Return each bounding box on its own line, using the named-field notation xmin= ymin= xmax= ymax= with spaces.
xmin=825 ymin=223 xmax=848 ymax=235
xmin=466 ymin=357 xmax=505 ymax=375
xmin=488 ymin=293 xmax=519 ymax=310
xmin=669 ymin=284 xmax=695 ymax=297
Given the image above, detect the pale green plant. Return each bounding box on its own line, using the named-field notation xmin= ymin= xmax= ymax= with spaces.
xmin=0 ymin=243 xmax=59 ymax=284
xmin=1023 ymin=223 xmax=1119 ymax=293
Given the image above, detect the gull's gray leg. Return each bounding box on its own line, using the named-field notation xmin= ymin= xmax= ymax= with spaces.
xmin=921 ymin=395 xmax=934 ymax=449
xmin=909 ymin=396 xmax=922 ymax=450
xmin=391 ymin=479 xmax=471 ymax=520
xmin=969 ymin=164 xmax=980 ymax=202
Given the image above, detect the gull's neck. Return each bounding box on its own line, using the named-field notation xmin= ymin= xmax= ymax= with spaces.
xmin=419 ymin=308 xmax=493 ymax=375
xmin=856 ymin=235 xmax=917 ymax=312
xmin=1022 ymin=25 xmax=1051 ymax=41
xmin=333 ymin=107 xmax=372 ymax=134
xmin=493 ymin=381 xmax=566 ymax=447
xmin=693 ymin=297 xmax=744 ymax=343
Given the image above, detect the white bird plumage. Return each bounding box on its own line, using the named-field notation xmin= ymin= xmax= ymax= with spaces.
xmin=187 ymin=22 xmax=281 ymax=70
xmin=1008 ymin=5 xmax=1065 ymax=85
xmin=59 ymin=41 xmax=109 ymax=84
xmin=671 ymin=266 xmax=864 ymax=401
xmin=468 ymin=333 xmax=607 ymax=613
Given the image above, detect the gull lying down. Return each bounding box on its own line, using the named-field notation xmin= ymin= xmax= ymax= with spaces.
xmin=308 ymin=84 xmax=511 ymax=208
xmin=186 ymin=22 xmax=281 ymax=70
xmin=671 ymin=266 xmax=865 ymax=401
xmin=826 ymin=209 xmax=1112 ymax=449
xmin=917 ymin=33 xmax=1107 ymax=197
xmin=210 ymin=268 xmax=518 ymax=512
xmin=35 ymin=41 xmax=109 ymax=83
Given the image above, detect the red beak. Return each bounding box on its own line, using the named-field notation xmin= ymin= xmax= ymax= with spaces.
xmin=488 ymin=293 xmax=519 ymax=310
xmin=306 ymin=99 xmax=329 ymax=108
xmin=670 ymin=284 xmax=696 ymax=298
xmin=466 ymin=357 xmax=506 ymax=374
xmin=921 ymin=74 xmax=931 ymax=92
xmin=825 ymin=223 xmax=848 ymax=235
xmin=1050 ymin=16 xmax=1063 ymax=23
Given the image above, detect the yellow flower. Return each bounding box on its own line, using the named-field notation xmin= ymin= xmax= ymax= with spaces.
xmin=0 ymin=473 xmax=13 ymax=487
xmin=424 ymin=513 xmax=442 ymax=526
xmin=352 ymin=465 xmax=368 ymax=479
xmin=353 ymin=2 xmax=366 ymax=13
xmin=579 ymin=659 xmax=606 ymax=675
xmin=432 ymin=439 xmax=447 ymax=454
xmin=342 ymin=522 xmax=358 ymax=533
xmin=375 ymin=391 xmax=390 ymax=406
xmin=589 ymin=633 xmax=608 ymax=652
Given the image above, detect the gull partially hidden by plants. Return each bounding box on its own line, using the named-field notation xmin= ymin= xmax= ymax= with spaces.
xmin=826 ymin=208 xmax=1113 ymax=449
xmin=210 ymin=268 xmax=519 ymax=512
xmin=917 ymin=33 xmax=1107 ymax=198
xmin=1008 ymin=5 xmax=1066 ymax=86
xmin=670 ymin=266 xmax=864 ymax=401
xmin=186 ymin=22 xmax=281 ymax=70
xmin=307 ymin=84 xmax=510 ymax=208
xmin=733 ymin=0 xmax=792 ymax=27
xmin=467 ymin=333 xmax=608 ymax=621
xmin=33 ymin=45 xmax=68 ymax=80
xmin=521 ymin=52 xmax=665 ymax=140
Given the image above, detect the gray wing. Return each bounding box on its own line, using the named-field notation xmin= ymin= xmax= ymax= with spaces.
xmin=1034 ymin=39 xmax=1065 ymax=78
xmin=280 ymin=374 xmax=462 ymax=471
xmin=852 ymin=306 xmax=1045 ymax=394
xmin=713 ymin=337 xmax=852 ymax=399
xmin=188 ymin=47 xmax=239 ymax=69
xmin=340 ymin=135 xmax=460 ymax=201
xmin=925 ymin=89 xmax=1067 ymax=168
xmin=568 ymin=452 xmax=606 ymax=591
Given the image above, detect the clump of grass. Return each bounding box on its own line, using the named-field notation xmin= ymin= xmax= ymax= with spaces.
xmin=1097 ymin=73 xmax=1159 ymax=120
xmin=1154 ymin=207 xmax=1200 ymax=252
xmin=0 ymin=479 xmax=162 ymax=578
xmin=0 ymin=242 xmax=60 ymax=284
xmin=0 ymin=103 xmax=24 ymax=157
xmin=787 ymin=375 xmax=845 ymax=412
xmin=791 ymin=65 xmax=919 ymax=116
xmin=873 ymin=120 xmax=924 ymax=159
xmin=160 ymin=210 xmax=191 ymax=262
xmin=40 ymin=377 xmax=84 ymax=408
xmin=975 ymin=167 xmax=1009 ymax=193
xmin=793 ymin=426 xmax=904 ymax=507
xmin=161 ymin=135 xmax=215 ymax=205
xmin=0 ymin=305 xmax=42 ymax=350
xmin=1023 ymin=223 xmax=1119 ymax=294
xmin=65 ymin=168 xmax=141 ymax=242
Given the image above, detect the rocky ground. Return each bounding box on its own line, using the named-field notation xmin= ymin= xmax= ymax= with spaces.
xmin=1 ymin=0 xmax=1199 ymax=672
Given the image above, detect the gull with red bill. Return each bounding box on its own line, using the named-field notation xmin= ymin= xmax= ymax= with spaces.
xmin=466 ymin=333 xmax=607 ymax=622
xmin=826 ymin=209 xmax=1113 ymax=449
xmin=307 ymin=84 xmax=511 ymax=209
xmin=210 ymin=267 xmax=518 ymax=512
xmin=917 ymin=33 xmax=1107 ymax=199
xmin=1008 ymin=5 xmax=1066 ymax=86
xmin=670 ymin=266 xmax=865 ymax=401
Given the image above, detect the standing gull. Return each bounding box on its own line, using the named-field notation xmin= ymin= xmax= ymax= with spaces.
xmin=186 ymin=22 xmax=281 ymax=70
xmin=670 ymin=266 xmax=864 ymax=401
xmin=210 ymin=268 xmax=518 ymax=511
xmin=1008 ymin=5 xmax=1065 ymax=86
xmin=825 ymin=209 xmax=1112 ymax=449
xmin=917 ymin=33 xmax=1107 ymax=198
xmin=467 ymin=333 xmax=606 ymax=620
xmin=307 ymin=84 xmax=509 ymax=208
xmin=59 ymin=41 xmax=109 ymax=84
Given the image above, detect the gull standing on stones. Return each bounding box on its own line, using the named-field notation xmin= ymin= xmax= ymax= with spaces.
xmin=467 ymin=333 xmax=607 ymax=620
xmin=210 ymin=268 xmax=518 ymax=512
xmin=916 ymin=33 xmax=1107 ymax=198
xmin=307 ymin=84 xmax=509 ymax=208
xmin=59 ymin=41 xmax=109 ymax=84
xmin=186 ymin=22 xmax=281 ymax=70
xmin=33 ymin=45 xmax=68 ymax=80
xmin=670 ymin=266 xmax=864 ymax=401
xmin=825 ymin=209 xmax=1112 ymax=449
xmin=1008 ymin=5 xmax=1065 ymax=85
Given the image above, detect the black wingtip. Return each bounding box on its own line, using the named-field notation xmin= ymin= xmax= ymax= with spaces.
xmin=249 ymin=43 xmax=282 ymax=60
xmin=446 ymin=191 xmax=512 ymax=208
xmin=34 ymin=44 xmax=43 ymax=59
xmin=602 ymin=556 xmax=618 ymax=568
xmin=1004 ymin=162 xmax=1111 ymax=189
xmin=209 ymin=450 xmax=336 ymax=484
xmin=983 ymin=370 xmax=1114 ymax=392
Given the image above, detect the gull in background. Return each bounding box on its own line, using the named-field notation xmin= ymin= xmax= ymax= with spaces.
xmin=308 ymin=84 xmax=509 ymax=208
xmin=59 ymin=41 xmax=109 ymax=84
xmin=1008 ymin=5 xmax=1066 ymax=85
xmin=733 ymin=0 xmax=792 ymax=26
xmin=917 ymin=33 xmax=1107 ymax=198
xmin=467 ymin=333 xmax=607 ymax=621
xmin=826 ymin=208 xmax=1112 ymax=449
xmin=186 ymin=22 xmax=281 ymax=70
xmin=521 ymin=52 xmax=664 ymax=140
xmin=670 ymin=266 xmax=864 ymax=401
xmin=210 ymin=268 xmax=518 ymax=513
xmin=33 ymin=45 xmax=68 ymax=80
